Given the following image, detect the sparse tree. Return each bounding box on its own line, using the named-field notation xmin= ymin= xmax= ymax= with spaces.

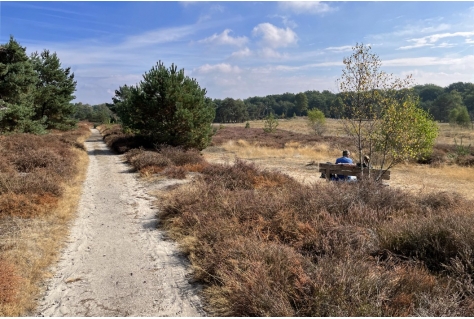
xmin=375 ymin=93 xmax=438 ymax=173
xmin=337 ymin=43 xmax=437 ymax=178
xmin=307 ymin=108 xmax=326 ymax=136
xmin=263 ymin=112 xmax=279 ymax=133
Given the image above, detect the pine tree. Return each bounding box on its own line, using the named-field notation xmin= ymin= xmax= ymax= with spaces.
xmin=0 ymin=36 xmax=43 ymax=133
xmin=31 ymin=50 xmax=77 ymax=130
xmin=112 ymin=61 xmax=215 ymax=150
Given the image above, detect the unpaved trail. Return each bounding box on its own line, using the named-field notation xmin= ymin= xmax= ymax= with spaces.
xmin=35 ymin=129 xmax=204 ymax=317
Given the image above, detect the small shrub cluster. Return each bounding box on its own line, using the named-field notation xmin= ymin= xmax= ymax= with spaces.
xmin=98 ymin=124 xmax=153 ymax=153
xmin=419 ymin=142 xmax=474 ymax=167
xmin=158 ymin=159 xmax=474 ymax=316
xmin=125 ymin=148 xmax=206 ymax=178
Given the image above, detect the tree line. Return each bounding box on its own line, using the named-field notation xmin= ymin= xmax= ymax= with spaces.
xmin=213 ymin=82 xmax=474 ymax=126
xmin=0 ymin=36 xmax=76 ymax=133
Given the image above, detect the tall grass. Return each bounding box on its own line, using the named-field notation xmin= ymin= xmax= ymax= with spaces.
xmin=157 ymin=159 xmax=474 ymax=316
xmin=0 ymin=123 xmax=90 ymax=316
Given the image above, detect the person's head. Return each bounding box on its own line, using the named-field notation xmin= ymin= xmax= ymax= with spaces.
xmin=342 ymin=150 xmax=350 ymax=157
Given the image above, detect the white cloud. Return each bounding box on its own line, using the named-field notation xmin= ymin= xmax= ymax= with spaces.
xmin=384 ymin=55 xmax=474 ymax=69
xmin=194 ymin=63 xmax=242 ymax=74
xmin=230 ymin=47 xmax=252 ymax=59
xmin=325 ymin=45 xmax=353 ymax=52
xmin=466 ymin=38 xmax=474 ymax=44
xmin=399 ymin=31 xmax=474 ymax=50
xmin=198 ymin=29 xmax=248 ymax=47
xmin=257 ymin=48 xmax=289 ymax=59
xmin=402 ymin=69 xmax=474 ymax=88
xmin=278 ymin=2 xmax=337 ymax=15
xmin=252 ymin=23 xmax=298 ymax=48
xmin=122 ymin=25 xmax=196 ymax=48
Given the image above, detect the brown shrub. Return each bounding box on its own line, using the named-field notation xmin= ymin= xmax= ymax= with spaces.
xmin=211 ymin=127 xmax=353 ymax=150
xmin=163 ymin=166 xmax=187 ymax=179
xmin=158 ymin=145 xmax=204 ymax=166
xmin=0 ymin=193 xmax=58 ymax=218
xmin=201 ymin=159 xmax=299 ymax=191
xmin=0 ymin=171 xmax=62 ymax=197
xmin=0 ymin=259 xmax=21 ymax=305
xmin=128 ymin=151 xmax=172 ymax=171
xmin=157 ymin=159 xmax=474 ymax=316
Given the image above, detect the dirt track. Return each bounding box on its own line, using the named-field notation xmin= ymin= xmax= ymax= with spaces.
xmin=35 ymin=129 xmax=203 ymax=317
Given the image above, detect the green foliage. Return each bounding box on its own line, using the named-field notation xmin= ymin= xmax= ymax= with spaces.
xmin=245 ymin=121 xmax=250 ymax=129
xmin=431 ymin=91 xmax=465 ymax=122
xmin=375 ymin=94 xmax=438 ymax=168
xmin=31 ymin=50 xmax=77 ymax=130
xmin=337 ymin=43 xmax=437 ymax=173
xmin=295 ymin=92 xmax=308 ymax=116
xmin=263 ymin=113 xmax=279 ymax=133
xmin=112 ymin=61 xmax=215 ymax=150
xmin=215 ymin=98 xmax=248 ymax=123
xmin=0 ymin=37 xmax=76 ymax=134
xmin=453 ymin=137 xmax=472 ymax=156
xmin=307 ymin=108 xmax=326 ymax=135
xmin=0 ymin=36 xmax=43 ymax=133
xmin=448 ymin=104 xmax=471 ymax=127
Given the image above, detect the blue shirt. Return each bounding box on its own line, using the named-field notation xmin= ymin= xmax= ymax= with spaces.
xmin=335 ymin=156 xmax=353 ymax=180
xmin=335 ymin=156 xmax=353 ymax=164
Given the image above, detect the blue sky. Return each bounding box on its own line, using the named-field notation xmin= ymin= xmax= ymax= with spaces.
xmin=1 ymin=1 xmax=474 ymax=105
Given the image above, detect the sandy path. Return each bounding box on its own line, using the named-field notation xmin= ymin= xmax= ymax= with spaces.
xmin=35 ymin=129 xmax=204 ymax=317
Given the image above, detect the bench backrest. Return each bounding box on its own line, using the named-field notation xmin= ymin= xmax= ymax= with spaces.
xmin=318 ymin=163 xmax=390 ymax=180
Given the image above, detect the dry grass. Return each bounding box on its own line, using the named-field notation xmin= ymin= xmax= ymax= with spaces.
xmin=0 ymin=123 xmax=90 ymax=316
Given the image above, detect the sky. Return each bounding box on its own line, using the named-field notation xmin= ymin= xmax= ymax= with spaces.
xmin=1 ymin=1 xmax=474 ymax=105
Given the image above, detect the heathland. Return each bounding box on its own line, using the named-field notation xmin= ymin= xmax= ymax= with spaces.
xmin=1 ymin=117 xmax=474 ymax=316
xmin=97 ymin=118 xmax=474 ymax=316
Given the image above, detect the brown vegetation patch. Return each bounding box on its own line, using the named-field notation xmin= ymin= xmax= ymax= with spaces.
xmin=157 ymin=159 xmax=474 ymax=316
xmin=211 ymin=127 xmax=352 ymax=150
xmin=0 ymin=124 xmax=90 ymax=315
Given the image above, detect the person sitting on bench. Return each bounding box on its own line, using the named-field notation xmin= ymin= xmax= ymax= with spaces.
xmin=334 ymin=150 xmax=356 ymax=181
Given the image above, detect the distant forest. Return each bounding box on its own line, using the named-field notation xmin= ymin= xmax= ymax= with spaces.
xmin=73 ymin=81 xmax=474 ymax=125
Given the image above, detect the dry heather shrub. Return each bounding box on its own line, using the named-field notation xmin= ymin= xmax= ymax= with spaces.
xmin=378 ymin=208 xmax=474 ymax=272
xmin=105 ymin=133 xmax=150 ymax=153
xmin=128 ymin=151 xmax=172 ymax=171
xmin=181 ymin=162 xmax=210 ymax=173
xmin=158 ymin=145 xmax=204 ymax=166
xmin=0 ymin=259 xmax=22 ymax=307
xmin=203 ymin=239 xmax=313 ymax=316
xmin=163 ymin=166 xmax=187 ymax=179
xmin=0 ymin=193 xmax=58 ymax=218
xmin=0 ymin=171 xmax=62 ymax=197
xmin=124 ymin=148 xmax=144 ymax=163
xmin=201 ymin=159 xmax=298 ymax=191
xmin=157 ymin=158 xmax=474 ymax=316
xmin=0 ymin=161 xmax=15 ymax=174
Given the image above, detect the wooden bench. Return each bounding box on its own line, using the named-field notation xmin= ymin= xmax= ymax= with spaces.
xmin=318 ymin=163 xmax=390 ymax=181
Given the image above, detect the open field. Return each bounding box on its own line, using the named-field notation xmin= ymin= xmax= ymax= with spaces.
xmin=204 ymin=119 xmax=474 ymax=200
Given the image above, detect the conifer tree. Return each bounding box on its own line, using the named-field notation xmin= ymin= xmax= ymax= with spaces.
xmin=31 ymin=50 xmax=77 ymax=130
xmin=112 ymin=61 xmax=215 ymax=150
xmin=0 ymin=36 xmax=43 ymax=133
